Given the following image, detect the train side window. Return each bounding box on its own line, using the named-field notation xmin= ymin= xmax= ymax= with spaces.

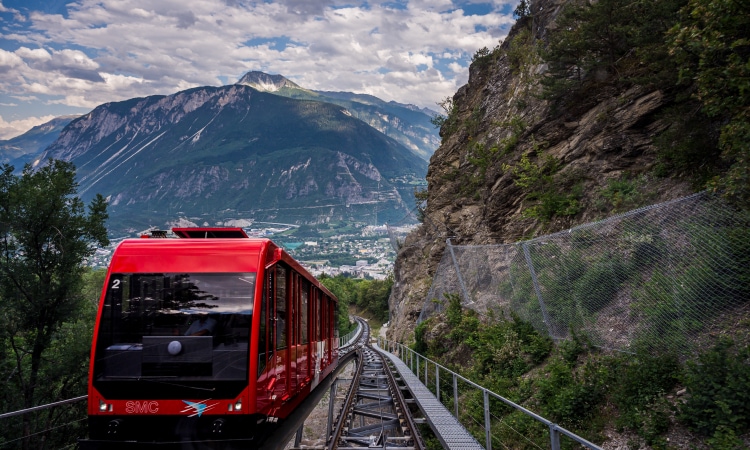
xmin=332 ymin=298 xmax=335 ymax=335
xmin=315 ymin=293 xmax=321 ymax=341
xmin=323 ymin=295 xmax=328 ymax=341
xmin=258 ymin=270 xmax=270 ymax=376
xmin=291 ymin=272 xmax=298 ymax=347
xmin=275 ymin=265 xmax=287 ymax=350
xmin=301 ymin=281 xmax=309 ymax=345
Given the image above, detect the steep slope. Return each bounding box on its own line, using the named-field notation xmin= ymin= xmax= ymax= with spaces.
xmin=0 ymin=116 xmax=78 ymax=169
xmin=236 ymin=72 xmax=440 ymax=161
xmin=39 ymin=84 xmax=427 ymax=232
xmin=387 ymin=0 xmax=698 ymax=343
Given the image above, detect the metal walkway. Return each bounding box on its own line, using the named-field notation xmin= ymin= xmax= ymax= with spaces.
xmin=374 ymin=343 xmax=484 ymax=450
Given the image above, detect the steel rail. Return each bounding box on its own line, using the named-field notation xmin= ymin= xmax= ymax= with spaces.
xmin=326 ymin=338 xmax=424 ymax=450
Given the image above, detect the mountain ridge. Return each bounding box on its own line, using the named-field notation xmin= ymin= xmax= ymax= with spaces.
xmin=236 ymin=72 xmax=440 ymax=160
xmin=38 ymin=82 xmax=428 ymax=233
xmin=0 ymin=115 xmax=78 ymax=169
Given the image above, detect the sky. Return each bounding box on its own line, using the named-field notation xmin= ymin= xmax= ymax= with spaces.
xmin=0 ymin=0 xmax=519 ymax=140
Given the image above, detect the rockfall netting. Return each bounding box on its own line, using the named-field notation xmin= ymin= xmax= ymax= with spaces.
xmin=419 ymin=192 xmax=750 ymax=357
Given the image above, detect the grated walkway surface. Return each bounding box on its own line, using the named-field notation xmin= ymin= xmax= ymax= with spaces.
xmin=374 ymin=343 xmax=484 ymax=450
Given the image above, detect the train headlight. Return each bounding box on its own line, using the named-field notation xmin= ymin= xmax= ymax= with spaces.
xmin=234 ymin=399 xmax=242 ymax=411
xmin=168 ymin=340 xmax=182 ymax=355
xmin=99 ymin=400 xmax=112 ymax=412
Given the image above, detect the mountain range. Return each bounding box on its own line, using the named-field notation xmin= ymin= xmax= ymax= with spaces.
xmin=0 ymin=115 xmax=78 ymax=169
xmin=4 ymin=73 xmax=437 ymax=234
xmin=237 ymin=71 xmax=440 ymax=161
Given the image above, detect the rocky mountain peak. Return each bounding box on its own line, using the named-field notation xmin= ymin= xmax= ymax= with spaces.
xmin=236 ymin=71 xmax=302 ymax=92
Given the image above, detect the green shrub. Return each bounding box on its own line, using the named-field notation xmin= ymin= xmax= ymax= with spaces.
xmin=632 ymin=216 xmax=750 ymax=352
xmin=669 ymin=0 xmax=750 ymax=209
xmin=503 ymin=147 xmax=583 ymax=222
xmin=538 ymin=249 xmax=631 ymax=333
xmin=706 ymin=425 xmax=745 ymax=450
xmin=596 ymin=175 xmax=653 ymax=212
xmin=431 ymin=97 xmax=459 ymax=141
xmin=510 ymin=314 xmax=554 ymax=364
xmin=535 ymin=357 xmax=608 ymax=428
xmin=573 ymin=253 xmax=629 ymax=314
xmin=445 ymin=293 xmax=463 ymax=328
xmin=413 ymin=320 xmax=429 ymax=354
xmin=471 ymin=45 xmax=500 ymax=70
xmin=611 ymin=353 xmax=680 ymax=444
xmin=653 ymin=103 xmax=721 ymax=185
xmin=522 ymin=187 xmax=583 ymax=222
xmin=679 ymin=339 xmax=750 ymax=437
xmin=558 ymin=329 xmax=589 ymax=364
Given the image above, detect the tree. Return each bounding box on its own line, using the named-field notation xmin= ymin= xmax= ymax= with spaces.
xmin=668 ymin=0 xmax=750 ymax=207
xmin=541 ymin=0 xmax=688 ymax=102
xmin=0 ymin=160 xmax=108 ymax=449
xmin=320 ymin=274 xmax=393 ymax=325
xmin=514 ymin=0 xmax=531 ymax=18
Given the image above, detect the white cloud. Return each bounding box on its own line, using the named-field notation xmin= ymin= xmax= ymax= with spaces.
xmin=1 ymin=0 xmax=517 ymax=120
xmin=11 ymin=95 xmax=41 ymax=102
xmin=15 ymin=47 xmax=52 ymax=62
xmin=0 ymin=114 xmax=57 ymax=140
xmin=448 ymin=62 xmax=464 ymax=73
xmin=0 ymin=48 xmax=25 ymax=72
xmin=0 ymin=1 xmax=24 ymax=22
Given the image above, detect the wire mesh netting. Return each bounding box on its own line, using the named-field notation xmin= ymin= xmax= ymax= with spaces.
xmin=419 ymin=192 xmax=750 ymax=357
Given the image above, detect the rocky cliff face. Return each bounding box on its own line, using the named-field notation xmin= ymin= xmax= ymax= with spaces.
xmin=387 ymin=0 xmax=694 ymax=343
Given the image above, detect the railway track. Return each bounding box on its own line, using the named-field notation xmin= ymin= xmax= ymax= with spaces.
xmin=287 ymin=318 xmax=424 ymax=450
xmin=325 ymin=321 xmax=424 ymax=450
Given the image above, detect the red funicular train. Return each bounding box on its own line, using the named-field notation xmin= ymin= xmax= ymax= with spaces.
xmin=81 ymin=228 xmax=339 ymax=449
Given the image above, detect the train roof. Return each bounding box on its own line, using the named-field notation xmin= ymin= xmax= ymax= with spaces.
xmin=108 ymin=228 xmax=336 ymax=300
xmin=110 ymin=237 xmax=273 ymax=273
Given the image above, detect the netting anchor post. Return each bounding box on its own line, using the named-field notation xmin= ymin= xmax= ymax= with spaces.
xmin=326 ymin=378 xmax=338 ymax=439
xmin=522 ymin=242 xmax=557 ymax=340
xmin=447 ymin=238 xmax=471 ymax=306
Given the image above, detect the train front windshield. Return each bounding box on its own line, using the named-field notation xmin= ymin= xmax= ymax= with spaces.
xmin=93 ymin=273 xmax=255 ymax=399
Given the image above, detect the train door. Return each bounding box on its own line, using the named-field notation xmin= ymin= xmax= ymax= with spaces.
xmin=288 ymin=271 xmax=298 ymax=394
xmin=298 ymin=281 xmax=310 ymax=388
xmin=318 ymin=294 xmax=325 ymax=368
xmin=324 ymin=295 xmax=333 ymax=363
xmin=328 ymin=296 xmax=334 ymax=362
xmin=270 ymin=264 xmax=291 ymax=406
xmin=311 ymin=289 xmax=322 ymax=389
xmin=257 ymin=266 xmax=272 ymax=413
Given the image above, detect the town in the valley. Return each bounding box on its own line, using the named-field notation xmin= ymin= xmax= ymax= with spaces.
xmin=87 ymin=222 xmax=418 ymax=280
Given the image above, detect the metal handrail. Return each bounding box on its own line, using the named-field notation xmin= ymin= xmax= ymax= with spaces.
xmin=337 ymin=317 xmax=363 ymax=349
xmin=377 ymin=337 xmax=602 ymax=450
xmin=0 ymin=395 xmax=87 ymax=420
